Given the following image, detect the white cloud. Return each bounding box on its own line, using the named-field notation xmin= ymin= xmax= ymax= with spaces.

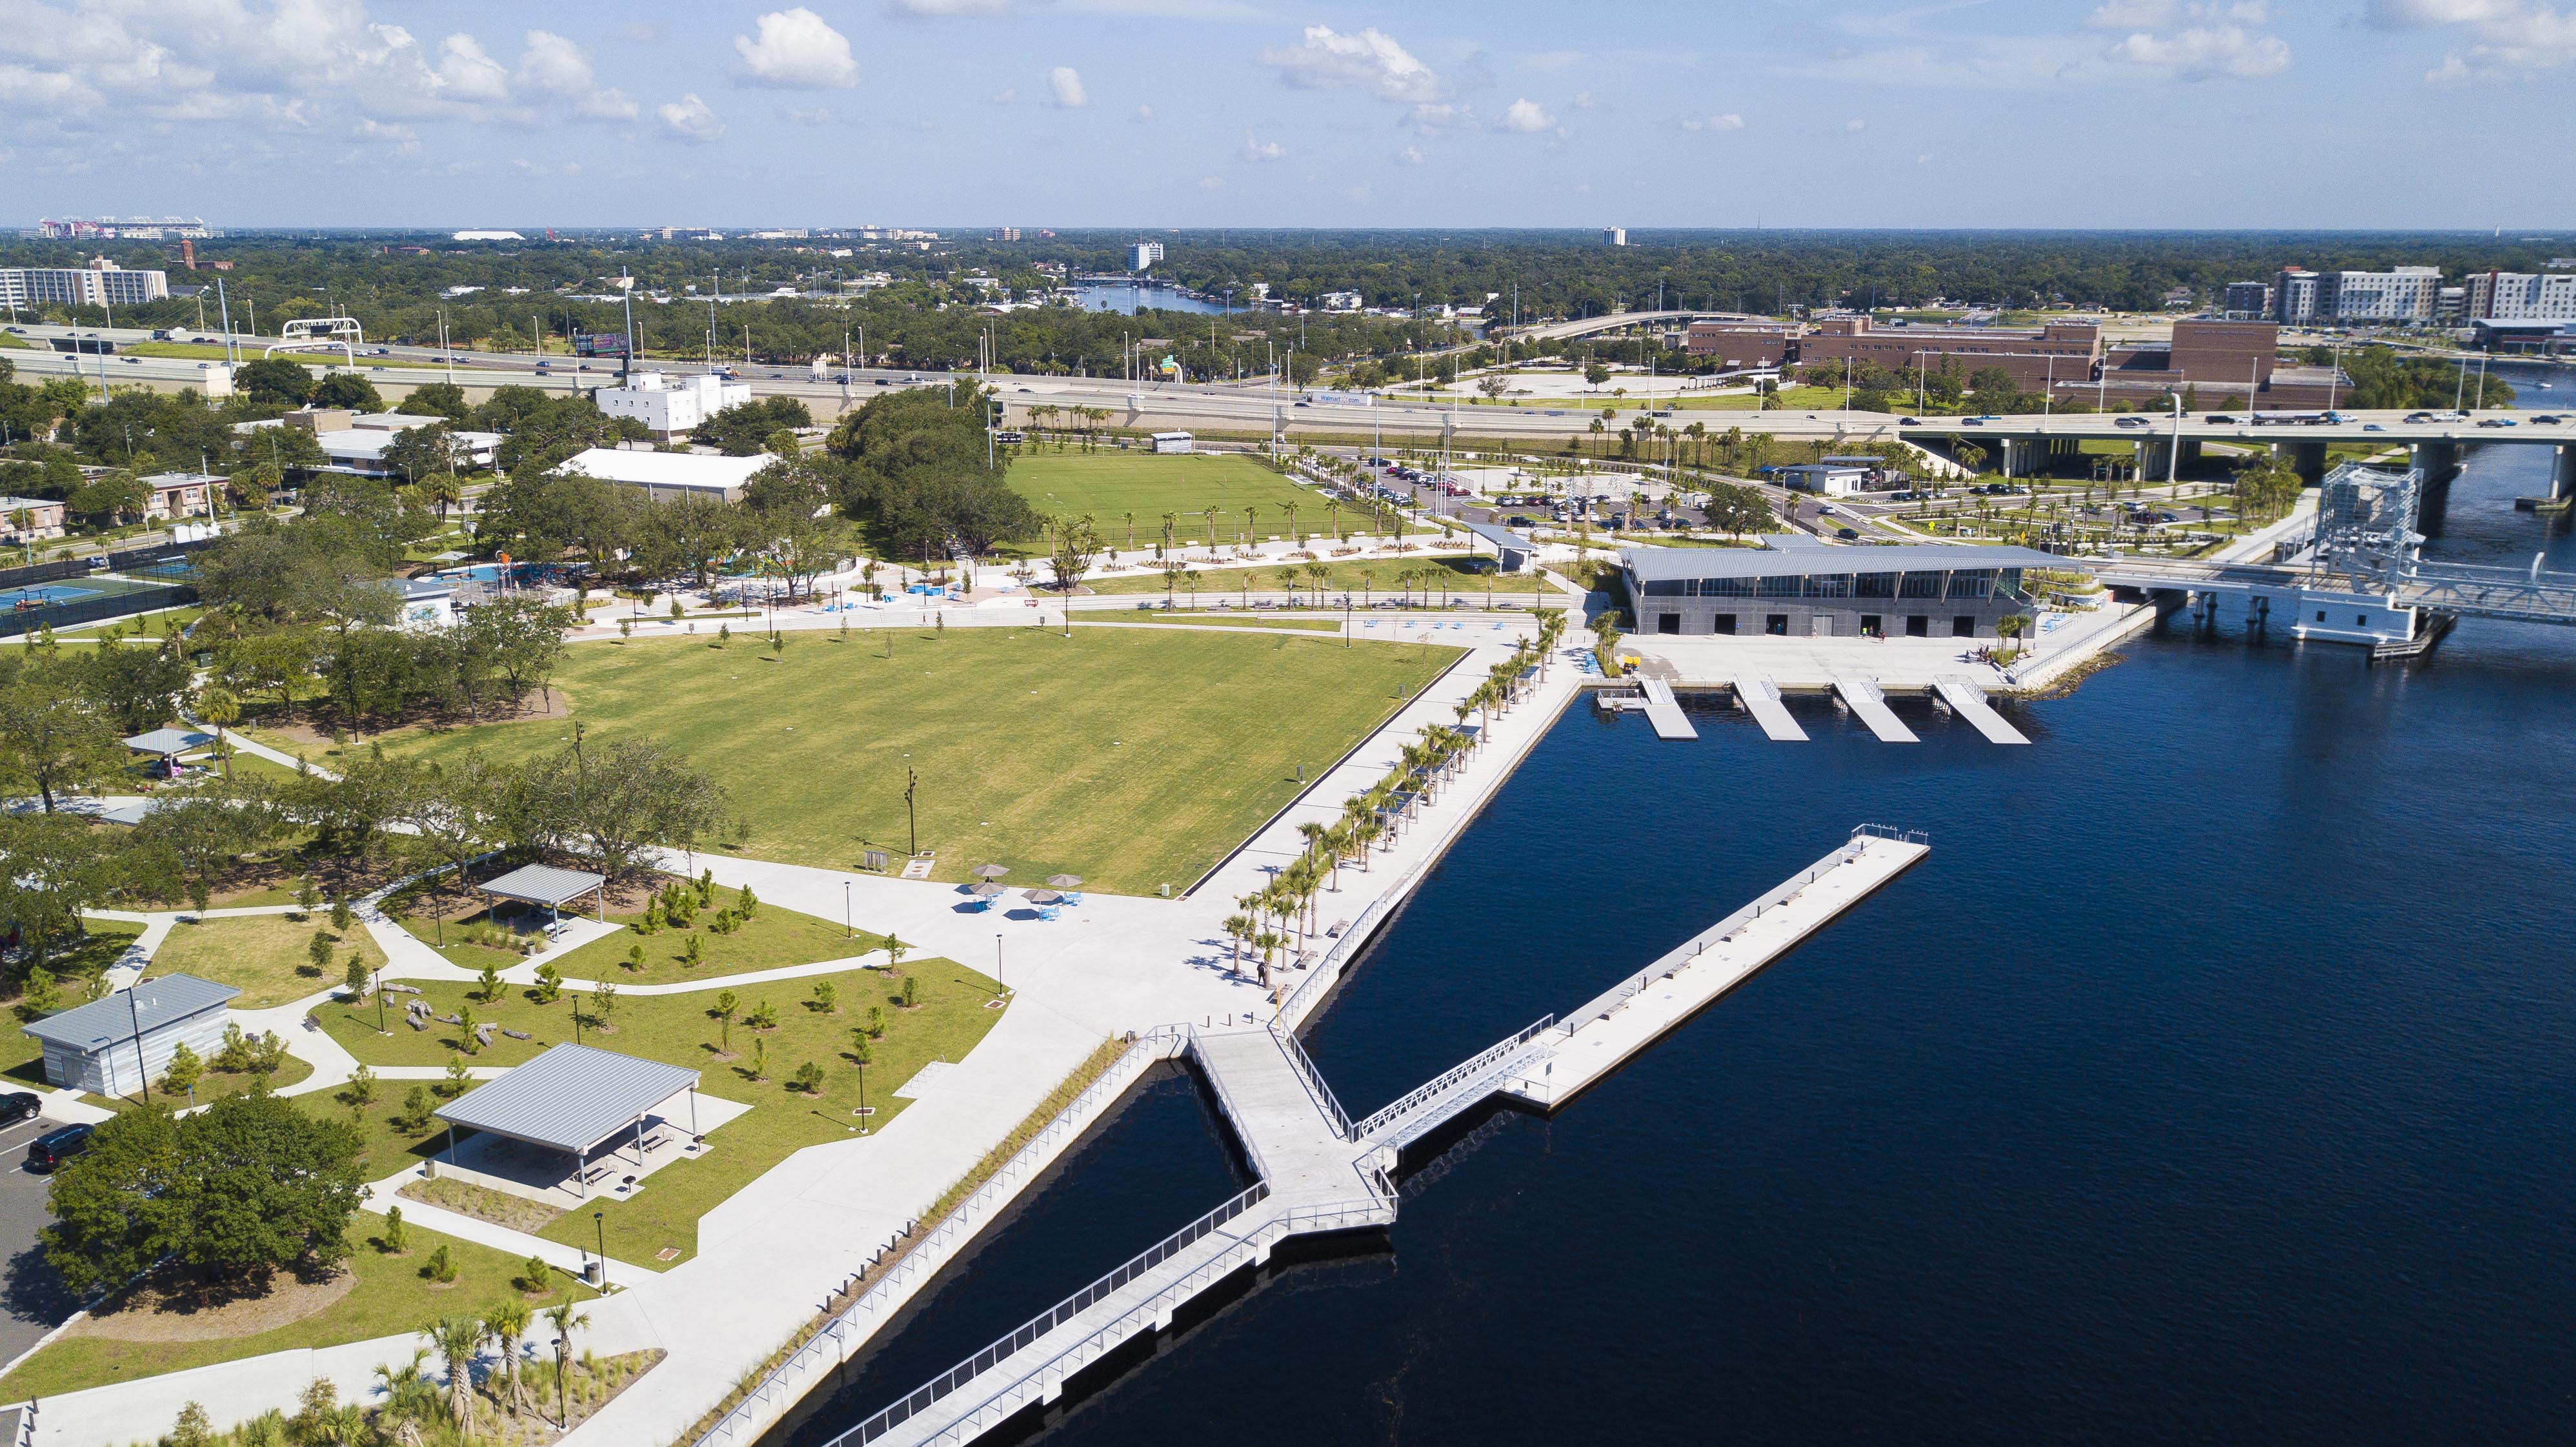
xmin=1241 ymin=132 xmax=1284 ymax=160
xmin=1917 ymin=152 xmax=1935 ymax=163
xmin=1047 ymin=66 xmax=1087 ymax=106
xmin=735 ymin=8 xmax=858 ymax=89
xmin=434 ymin=35 xmax=509 ymax=102
xmin=1257 ymin=26 xmax=1445 ymax=103
xmin=889 ymin=0 xmax=1017 ymax=12
xmin=1567 ymin=90 xmax=1600 ymax=109
xmin=2365 ymin=0 xmax=2576 ymax=77
xmin=1518 ymin=49 xmax=1586 ymax=73
xmin=516 ymin=30 xmax=635 ymax=118
xmin=1407 ymin=102 xmax=1473 ymax=130
xmin=1680 ymin=112 xmax=1744 ymax=131
xmin=1198 ymin=175 xmax=1224 ymax=188
xmin=1399 ymin=145 xmax=1424 ymax=163
xmin=1131 ymin=103 xmax=1155 ymax=121
xmin=2091 ymin=1 xmax=2291 ymax=79
xmin=987 ymin=88 xmax=1018 ymax=104
xmin=1845 ymin=116 xmax=1867 ymax=130
xmin=1502 ymin=97 xmax=1555 ymax=132
xmin=658 ymin=92 xmax=723 ymax=140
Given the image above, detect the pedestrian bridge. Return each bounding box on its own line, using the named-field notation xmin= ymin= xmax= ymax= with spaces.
xmin=740 ymin=827 xmax=1926 ymax=1447
xmin=2091 ymin=552 xmax=2576 ymax=629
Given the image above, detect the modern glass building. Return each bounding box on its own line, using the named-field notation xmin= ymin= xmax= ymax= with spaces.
xmin=1620 ymin=537 xmax=2059 ymax=639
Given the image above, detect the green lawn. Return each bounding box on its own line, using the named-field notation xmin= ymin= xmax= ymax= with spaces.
xmin=0 ymin=1220 xmax=597 ymax=1401
xmin=376 ymin=630 xmax=1457 ymax=894
xmin=1009 ymin=452 xmax=1327 ymax=548
xmin=150 ymin=913 xmax=387 ymax=1009
xmin=1122 ymin=615 xmax=1345 ymax=633
xmin=321 ymin=961 xmax=1001 ymax=1266
xmin=1089 ymin=553 xmax=1555 ymax=599
xmin=539 ymin=895 xmax=878 ymax=986
xmin=1 ymin=925 xmax=144 ymax=1084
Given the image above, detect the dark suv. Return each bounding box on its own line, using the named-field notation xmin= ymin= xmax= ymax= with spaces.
xmin=26 ymin=1123 xmax=92 ymax=1171
xmin=0 ymin=1093 xmax=38 ymax=1126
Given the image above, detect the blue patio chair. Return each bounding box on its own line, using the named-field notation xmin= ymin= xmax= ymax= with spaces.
xmin=1062 ymin=892 xmax=1084 ymax=907
xmin=1040 ymin=906 xmax=1062 ymax=921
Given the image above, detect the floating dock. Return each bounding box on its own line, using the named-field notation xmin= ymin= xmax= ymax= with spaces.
xmin=1933 ymin=676 xmax=2030 ymax=744
xmin=1731 ymin=675 xmax=1809 ymax=741
xmin=1500 ymin=827 xmax=1929 ymax=1109
xmin=1636 ymin=678 xmax=1698 ymax=740
xmin=1831 ymin=675 xmax=1919 ymax=743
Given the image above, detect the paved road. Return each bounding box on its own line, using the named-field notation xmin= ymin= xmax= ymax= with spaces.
xmin=0 ymin=1113 xmax=81 ymax=1371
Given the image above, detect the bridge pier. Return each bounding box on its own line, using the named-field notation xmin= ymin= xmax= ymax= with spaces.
xmin=2555 ymin=444 xmax=2576 ymax=503
xmin=2000 ymin=438 xmax=2048 ymax=479
xmin=2279 ymin=440 xmax=2330 ymax=484
xmin=2411 ymin=441 xmax=2460 ymax=489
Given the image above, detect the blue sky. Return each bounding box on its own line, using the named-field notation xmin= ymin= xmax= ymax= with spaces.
xmin=3 ymin=0 xmax=2570 ymax=229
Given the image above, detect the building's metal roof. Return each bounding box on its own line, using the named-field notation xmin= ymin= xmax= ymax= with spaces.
xmin=1621 ymin=542 xmax=2057 ymax=583
xmin=22 ymin=974 xmax=238 ymax=1051
xmin=123 ymin=727 xmax=216 ymax=754
xmin=557 ymin=447 xmax=767 ymax=492
xmin=435 ymin=1044 xmax=699 ymax=1154
xmin=1457 ymin=519 xmax=1533 ymax=552
xmin=479 ymin=863 xmax=606 ymax=907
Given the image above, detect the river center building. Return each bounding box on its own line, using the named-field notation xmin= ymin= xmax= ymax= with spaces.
xmin=1620 ymin=537 xmax=2059 ymax=639
xmin=22 ymin=975 xmax=239 ymax=1096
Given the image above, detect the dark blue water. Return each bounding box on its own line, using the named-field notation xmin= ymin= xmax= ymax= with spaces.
xmin=781 ymin=366 xmax=2576 ymax=1447
xmin=1071 ymin=282 xmax=1226 ymax=316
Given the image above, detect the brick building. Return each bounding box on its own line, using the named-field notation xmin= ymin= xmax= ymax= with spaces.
xmin=1796 ymin=315 xmax=2100 ymax=392
xmin=1682 ymin=321 xmax=1795 ymax=369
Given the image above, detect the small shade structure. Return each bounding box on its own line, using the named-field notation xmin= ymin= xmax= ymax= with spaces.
xmin=1023 ymin=888 xmax=1062 ymax=905
xmin=435 ymin=1043 xmax=699 ymax=1199
xmin=123 ymin=728 xmax=217 ymax=776
xmin=478 ymin=862 xmax=607 ymax=927
xmin=1045 ymin=874 xmax=1083 ymax=889
xmin=968 ymin=882 xmax=1004 ymax=897
xmin=971 ymin=864 xmax=1011 ymax=880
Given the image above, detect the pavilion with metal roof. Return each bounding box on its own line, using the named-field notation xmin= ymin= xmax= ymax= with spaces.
xmin=1618 ymin=540 xmax=2062 ymax=640
xmin=1456 ymin=518 xmax=1537 ymax=573
xmin=435 ymin=1044 xmax=702 ymax=1200
xmin=477 ymin=862 xmax=607 ymax=926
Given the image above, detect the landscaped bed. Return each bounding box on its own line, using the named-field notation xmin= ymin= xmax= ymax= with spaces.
xmin=375 ymin=629 xmax=1458 ymax=895
xmin=319 ymin=957 xmax=1003 ymax=1267
xmin=1083 ymin=552 xmax=1555 ymax=598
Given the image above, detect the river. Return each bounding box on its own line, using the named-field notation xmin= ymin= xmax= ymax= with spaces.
xmin=778 ymin=365 xmax=2576 ymax=1447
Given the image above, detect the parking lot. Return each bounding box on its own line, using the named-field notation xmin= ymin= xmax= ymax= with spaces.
xmin=0 ymin=1111 xmax=81 ymax=1370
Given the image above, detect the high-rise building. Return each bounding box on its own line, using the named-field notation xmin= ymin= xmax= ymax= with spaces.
xmin=2273 ymin=268 xmax=2321 ymax=325
xmin=1604 ymin=227 xmax=1628 ymax=247
xmin=2466 ymin=270 xmax=2576 ymax=322
xmin=1127 ymin=241 xmax=1164 ymax=272
xmin=2328 ymin=266 xmax=2442 ymax=323
xmin=2222 ymin=281 xmax=2273 ymax=319
xmin=0 ymin=258 xmax=169 ymax=311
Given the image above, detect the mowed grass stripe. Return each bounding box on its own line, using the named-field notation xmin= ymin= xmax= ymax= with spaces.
xmin=385 ymin=630 xmax=1457 ymax=895
xmin=1010 ymin=451 xmax=1325 ymax=543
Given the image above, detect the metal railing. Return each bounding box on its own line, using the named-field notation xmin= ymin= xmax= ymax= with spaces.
xmin=824 ymin=1182 xmax=1273 ymax=1446
xmin=1850 ymin=823 xmax=1929 ymax=846
xmin=693 ymin=1026 xmax=1189 ymax=1447
xmin=1351 ymin=1015 xmax=1555 ymax=1144
xmin=1267 ymin=1022 xmax=1353 ymax=1140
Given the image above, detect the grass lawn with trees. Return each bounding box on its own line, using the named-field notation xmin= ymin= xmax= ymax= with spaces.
xmin=149 ymin=912 xmax=388 ymax=1009
xmin=319 ymin=958 xmax=1001 ymax=1266
xmin=543 ymin=896 xmax=880 ymax=985
xmin=0 ymin=1219 xmax=598 ymax=1401
xmin=379 ymin=630 xmax=1456 ymax=893
xmin=1008 ymin=452 xmax=1325 ymax=549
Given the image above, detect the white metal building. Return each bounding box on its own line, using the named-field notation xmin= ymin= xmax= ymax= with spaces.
xmin=592 ymin=373 xmax=754 ymax=435
xmin=558 ymin=447 xmax=769 ymax=503
xmin=1149 ymin=431 xmax=1195 ymax=454
xmin=23 ymin=974 xmax=239 ymax=1097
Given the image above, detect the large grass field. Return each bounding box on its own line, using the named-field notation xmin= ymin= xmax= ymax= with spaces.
xmin=379 ymin=630 xmax=1456 ymax=894
xmin=321 ymin=960 xmax=1000 ymax=1266
xmin=1010 ymin=452 xmax=1327 ymax=549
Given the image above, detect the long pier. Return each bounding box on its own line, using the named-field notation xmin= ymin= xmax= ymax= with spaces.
xmin=1831 ymin=676 xmax=1919 ymax=744
xmin=796 ymin=827 xmax=1924 ymax=1447
xmin=1732 ymin=675 xmax=1809 ymax=741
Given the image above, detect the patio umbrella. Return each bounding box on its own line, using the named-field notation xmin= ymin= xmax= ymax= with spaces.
xmin=972 ymin=864 xmax=1011 ymax=880
xmin=969 ymin=882 xmax=1004 ymax=896
xmin=1023 ymin=888 xmax=1062 ymax=905
xmin=1045 ymin=874 xmax=1083 ymax=889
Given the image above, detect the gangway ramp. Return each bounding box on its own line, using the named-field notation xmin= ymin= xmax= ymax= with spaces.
xmin=1731 ymin=675 xmax=1807 ymax=741
xmin=1636 ymin=678 xmax=1698 ymax=740
xmin=1831 ymin=675 xmax=1918 ymax=743
xmin=1933 ymin=676 xmax=2029 ymax=744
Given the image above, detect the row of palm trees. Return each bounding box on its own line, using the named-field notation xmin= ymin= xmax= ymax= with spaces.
xmin=1024 ymin=404 xmax=1114 ymax=449
xmin=1223 ymin=613 xmax=1565 ymax=1002
xmin=350 ymin=1299 xmax=587 ymax=1444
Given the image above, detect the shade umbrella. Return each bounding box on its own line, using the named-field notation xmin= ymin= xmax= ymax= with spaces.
xmin=1045 ymin=874 xmax=1083 ymax=889
xmin=968 ymin=882 xmax=1004 ymax=897
xmin=972 ymin=864 xmax=1011 ymax=880
xmin=1023 ymin=888 xmax=1062 ymax=905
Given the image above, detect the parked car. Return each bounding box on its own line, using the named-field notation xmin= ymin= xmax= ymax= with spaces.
xmin=27 ymin=1123 xmax=92 ymax=1171
xmin=0 ymin=1092 xmax=39 ymax=1126
xmin=1835 ymin=527 xmax=1860 ymax=540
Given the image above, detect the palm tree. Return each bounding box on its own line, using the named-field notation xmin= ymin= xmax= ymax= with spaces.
xmin=1201 ymin=507 xmax=1221 ymax=551
xmin=423 ymin=471 xmax=463 ymax=521
xmin=544 ymin=1302 xmax=589 ymax=1427
xmin=319 ymin=1402 xmax=368 ymax=1446
xmin=427 ymin=1315 xmax=483 ymax=1430
xmin=1282 ymin=500 xmax=1300 ymax=545
xmin=1123 ymin=511 xmax=1136 ymax=548
xmin=1325 ymin=497 xmax=1342 ymax=541
xmin=1223 ymin=913 xmax=1253 ymax=972
xmin=1160 ymin=511 xmax=1177 ymax=556
xmin=1242 ymin=505 xmax=1258 ymax=545
xmin=484 ymin=1298 xmax=534 ymax=1415
xmin=1302 ymin=561 xmax=1329 ymax=604
xmin=374 ymin=1349 xmax=439 ymax=1447
xmin=1275 ymin=566 xmax=1300 ymax=604
xmin=195 ymin=684 xmax=241 ymax=781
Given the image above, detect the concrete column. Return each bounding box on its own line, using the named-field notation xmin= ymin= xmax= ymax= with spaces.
xmin=2176 ymin=439 xmax=2203 ymax=474
xmin=2553 ymin=444 xmax=2576 ymax=502
xmin=2137 ymin=438 xmax=2172 ymax=480
xmin=2285 ymin=440 xmax=2329 ymax=483
xmin=2411 ymin=441 xmax=2460 ymax=487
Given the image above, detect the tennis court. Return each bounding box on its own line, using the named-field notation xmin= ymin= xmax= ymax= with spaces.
xmin=0 ymin=584 xmax=99 ymax=607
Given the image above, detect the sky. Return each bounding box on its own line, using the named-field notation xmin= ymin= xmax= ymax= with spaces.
xmin=3 ymin=0 xmax=2572 ymax=230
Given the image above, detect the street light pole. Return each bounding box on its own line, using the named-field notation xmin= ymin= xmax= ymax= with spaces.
xmin=594 ymin=1211 xmax=609 ymax=1291
xmin=905 ymin=768 xmax=918 ymax=858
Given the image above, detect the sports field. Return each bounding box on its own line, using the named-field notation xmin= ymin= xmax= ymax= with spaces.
xmin=1011 ymin=452 xmax=1329 ymax=547
xmin=383 ymin=629 xmax=1458 ymax=895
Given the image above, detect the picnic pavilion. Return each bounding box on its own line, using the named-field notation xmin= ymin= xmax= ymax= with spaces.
xmin=433 ymin=1043 xmax=730 ymax=1204
xmin=478 ymin=862 xmax=607 ymax=931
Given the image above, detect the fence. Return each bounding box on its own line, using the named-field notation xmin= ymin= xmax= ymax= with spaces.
xmin=1349 ymin=1015 xmax=1555 ymax=1145
xmin=0 ymin=582 xmax=195 ymax=638
xmin=1267 ymin=1022 xmax=1352 ymax=1140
